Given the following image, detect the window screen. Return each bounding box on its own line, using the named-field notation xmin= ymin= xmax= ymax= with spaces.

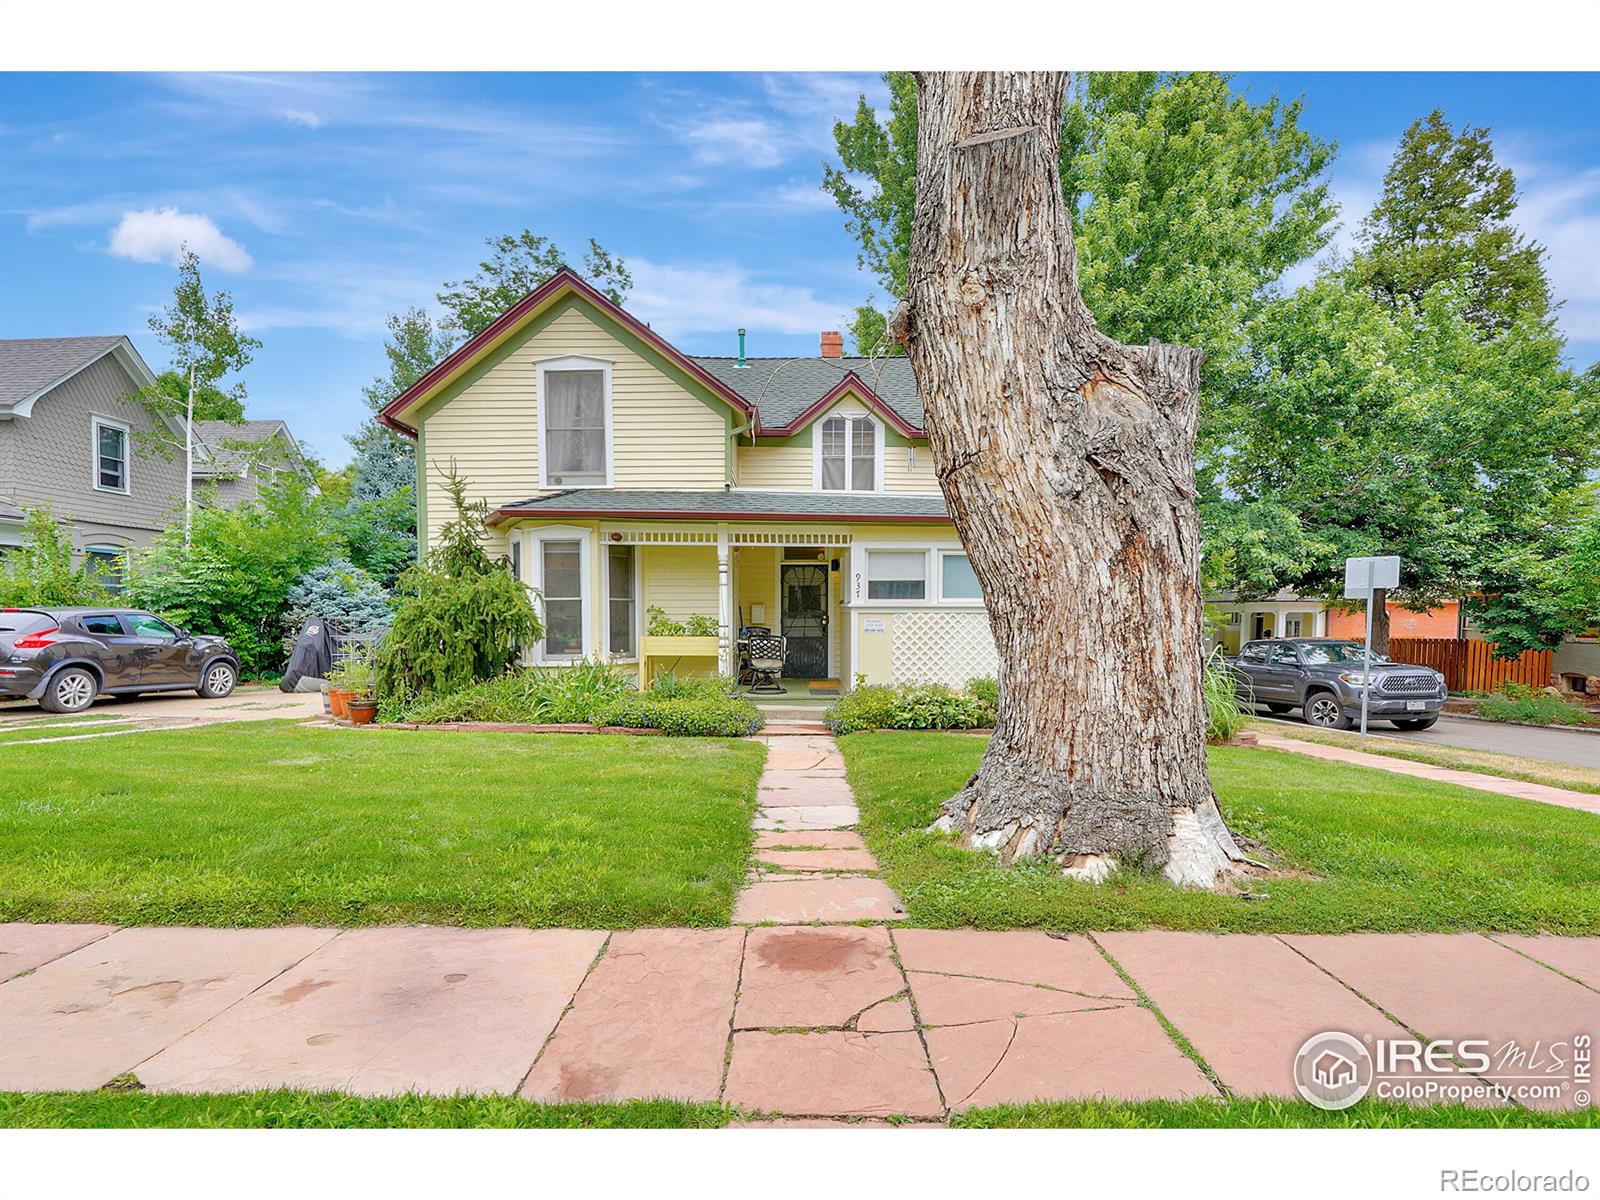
xmin=607 ymin=544 xmax=636 ymax=658
xmin=866 ymin=550 xmax=926 ymax=600
xmin=96 ymin=423 xmax=127 ymax=490
xmin=541 ymin=540 xmax=583 ymax=657
xmin=940 ymin=553 xmax=980 ymax=600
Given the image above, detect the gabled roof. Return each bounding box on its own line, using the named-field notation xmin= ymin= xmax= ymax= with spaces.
xmin=691 ymin=355 xmax=924 ymax=436
xmin=192 ymin=419 xmax=303 ymax=478
xmin=0 ymin=336 xmax=158 ymax=416
xmin=374 ymin=269 xmax=929 ymax=440
xmin=488 ymin=488 xmax=949 ymax=526
xmin=378 ymin=269 xmax=755 ymax=437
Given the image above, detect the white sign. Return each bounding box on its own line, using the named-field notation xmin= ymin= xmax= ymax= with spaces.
xmin=1343 ymin=555 xmax=1400 ymax=599
xmin=863 ymin=618 xmax=886 ymax=633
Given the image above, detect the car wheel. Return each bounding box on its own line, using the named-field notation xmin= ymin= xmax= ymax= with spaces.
xmin=40 ymin=667 xmax=99 ymax=714
xmin=198 ymin=661 xmax=237 ymax=699
xmin=1266 ymin=702 xmax=1294 ymax=714
xmin=1391 ymin=717 xmax=1438 ymax=731
xmin=1303 ymin=692 xmax=1351 ymax=730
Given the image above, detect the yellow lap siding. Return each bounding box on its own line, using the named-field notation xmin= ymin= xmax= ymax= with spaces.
xmin=882 ymin=441 xmax=939 ymax=492
xmin=736 ymin=443 xmax=811 ymax=488
xmin=735 ymin=546 xmax=778 ymax=627
xmin=418 ymin=305 xmax=728 ymax=551
xmin=640 ymin=545 xmax=719 ymax=624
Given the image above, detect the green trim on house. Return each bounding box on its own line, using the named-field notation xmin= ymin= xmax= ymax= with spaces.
xmin=415 ymin=424 xmax=428 ymax=560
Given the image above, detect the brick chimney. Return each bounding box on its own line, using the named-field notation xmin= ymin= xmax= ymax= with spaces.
xmin=820 ymin=330 xmax=843 ymax=358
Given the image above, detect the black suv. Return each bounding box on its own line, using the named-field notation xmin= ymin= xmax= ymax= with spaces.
xmin=1230 ymin=638 xmax=1447 ymax=730
xmin=0 ymin=607 xmax=239 ymax=713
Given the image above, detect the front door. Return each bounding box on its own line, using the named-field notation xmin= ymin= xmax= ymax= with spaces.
xmin=780 ymin=563 xmax=829 ymax=679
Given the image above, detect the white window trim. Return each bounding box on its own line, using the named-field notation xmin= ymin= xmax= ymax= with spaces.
xmin=602 ymin=540 xmax=642 ymax=663
xmin=935 ymin=549 xmax=983 ymax=605
xmin=858 ymin=546 xmax=931 ymax=606
xmin=91 ymin=415 xmax=131 ymax=495
xmin=845 ymin=540 xmax=985 ymax=610
xmin=523 ymin=524 xmax=596 ymax=664
xmin=536 ymin=355 xmax=615 ymax=489
xmin=812 ymin=408 xmax=885 ymax=493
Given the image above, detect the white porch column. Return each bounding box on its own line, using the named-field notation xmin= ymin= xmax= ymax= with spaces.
xmin=716 ymin=523 xmax=733 ymax=677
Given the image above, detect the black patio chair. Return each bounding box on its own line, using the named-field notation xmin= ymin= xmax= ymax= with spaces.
xmin=744 ymin=632 xmax=787 ymax=695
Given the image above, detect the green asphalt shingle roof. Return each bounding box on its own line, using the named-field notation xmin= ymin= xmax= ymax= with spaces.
xmin=495 ymin=488 xmax=949 ymax=522
xmin=690 ymin=355 xmax=923 ymax=431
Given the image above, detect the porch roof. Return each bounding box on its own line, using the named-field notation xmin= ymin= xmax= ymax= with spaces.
xmin=488 ymin=488 xmax=951 ymax=526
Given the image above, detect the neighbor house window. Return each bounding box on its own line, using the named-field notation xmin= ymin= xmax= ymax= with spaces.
xmin=93 ymin=418 xmax=129 ymax=493
xmin=83 ymin=546 xmax=125 ymax=593
xmin=866 ymin=550 xmax=926 ymax=600
xmin=818 ymin=414 xmax=879 ymax=492
xmin=939 ymin=552 xmax=981 ymax=601
xmin=541 ymin=540 xmax=584 ymax=658
xmin=607 ymin=544 xmax=637 ymax=658
xmin=1284 ymin=614 xmax=1306 ymax=637
xmin=540 ymin=358 xmax=611 ymax=487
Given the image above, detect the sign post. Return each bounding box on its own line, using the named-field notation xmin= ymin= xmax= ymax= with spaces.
xmin=1344 ymin=556 xmax=1401 ymax=746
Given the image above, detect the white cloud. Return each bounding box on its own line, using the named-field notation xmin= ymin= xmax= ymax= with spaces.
xmin=674 ymin=116 xmax=786 ymax=168
xmin=625 ymin=258 xmax=854 ymax=340
xmin=282 ymin=109 xmax=324 ymax=129
xmin=107 ymin=207 xmax=253 ymax=272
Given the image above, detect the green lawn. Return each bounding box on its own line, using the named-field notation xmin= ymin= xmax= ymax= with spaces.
xmin=840 ymin=732 xmax=1600 ymax=933
xmin=0 ymin=1090 xmax=729 ymax=1129
xmin=0 ymin=720 xmax=764 ymax=928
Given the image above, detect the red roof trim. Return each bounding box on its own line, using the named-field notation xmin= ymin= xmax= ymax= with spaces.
xmin=488 ymin=505 xmax=948 ymax=528
xmin=754 ymin=371 xmax=923 ymax=439
xmin=377 ymin=268 xmax=756 ymax=438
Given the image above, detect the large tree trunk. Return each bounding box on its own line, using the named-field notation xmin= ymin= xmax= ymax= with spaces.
xmin=893 ymin=72 xmax=1248 ymax=888
xmin=1370 ymin=588 xmax=1391 ymax=657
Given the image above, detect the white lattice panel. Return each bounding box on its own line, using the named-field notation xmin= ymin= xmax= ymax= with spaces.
xmin=891 ymin=610 xmax=998 ymax=686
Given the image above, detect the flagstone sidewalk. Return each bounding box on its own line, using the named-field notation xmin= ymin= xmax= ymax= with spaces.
xmin=0 ymin=733 xmax=1594 ymax=1121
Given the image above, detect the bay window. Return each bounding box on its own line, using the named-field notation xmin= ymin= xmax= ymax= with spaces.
xmin=540 ymin=540 xmax=584 ymax=659
xmin=607 ymin=544 xmax=637 ymax=658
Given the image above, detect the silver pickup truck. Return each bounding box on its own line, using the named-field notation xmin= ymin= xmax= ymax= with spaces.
xmin=1229 ymin=638 xmax=1447 ymax=730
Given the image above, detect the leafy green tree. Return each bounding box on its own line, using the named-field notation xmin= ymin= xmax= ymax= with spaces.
xmin=1208 ymin=274 xmax=1600 ymax=644
xmin=825 ymin=71 xmax=1336 ymax=386
xmin=1471 ymin=480 xmax=1600 ymax=653
xmin=1346 ymin=109 xmax=1551 ymax=334
xmin=436 ymin=233 xmax=632 ymax=338
xmin=0 ymin=509 xmax=113 ymax=607
xmin=144 ymin=248 xmax=261 ymax=427
xmin=123 ymin=475 xmax=340 ymax=676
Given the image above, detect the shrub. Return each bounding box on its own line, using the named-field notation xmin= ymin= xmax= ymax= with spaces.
xmin=0 ymin=508 xmax=113 ymax=608
xmin=1203 ymin=649 xmax=1251 ymax=743
xmin=966 ymin=676 xmax=999 ymax=710
xmin=375 ymin=468 xmax=542 ymax=699
xmin=594 ymin=693 xmax=763 ymax=737
xmin=826 ymin=682 xmax=992 ymax=736
xmin=1477 ymin=682 xmax=1596 ymax=727
xmin=123 ymin=476 xmax=339 ymax=676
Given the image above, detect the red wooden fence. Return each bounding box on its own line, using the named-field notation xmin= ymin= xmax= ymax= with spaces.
xmin=1387 ymin=637 xmax=1553 ymax=693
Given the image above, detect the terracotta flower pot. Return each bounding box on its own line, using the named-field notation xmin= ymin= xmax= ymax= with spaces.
xmin=347 ymin=699 xmax=377 ymax=726
xmin=329 ymin=688 xmax=353 ymax=720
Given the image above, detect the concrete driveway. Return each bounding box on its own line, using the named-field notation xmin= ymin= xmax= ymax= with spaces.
xmin=1256 ymin=709 xmax=1599 ymax=768
xmin=0 ymin=684 xmax=324 ymax=731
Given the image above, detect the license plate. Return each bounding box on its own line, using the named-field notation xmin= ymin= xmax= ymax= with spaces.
xmin=1405 ymin=700 xmax=1428 ymax=711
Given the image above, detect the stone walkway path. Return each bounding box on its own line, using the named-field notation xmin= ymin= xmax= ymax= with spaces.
xmin=1 ymin=732 xmax=1594 ymax=1121
xmin=1255 ymin=731 xmax=1600 ymax=813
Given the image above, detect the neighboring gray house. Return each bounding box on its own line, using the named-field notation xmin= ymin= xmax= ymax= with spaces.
xmin=191 ymin=418 xmax=310 ymax=507
xmin=0 ymin=337 xmax=312 ymax=583
xmin=0 ymin=336 xmax=185 ymax=577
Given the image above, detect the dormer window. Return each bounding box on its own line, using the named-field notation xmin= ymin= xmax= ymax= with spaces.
xmin=817 ymin=413 xmax=880 ymax=492
xmin=539 ymin=357 xmax=613 ymax=487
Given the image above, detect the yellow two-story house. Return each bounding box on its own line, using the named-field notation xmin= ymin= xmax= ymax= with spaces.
xmin=378 ymin=269 xmax=997 ymax=692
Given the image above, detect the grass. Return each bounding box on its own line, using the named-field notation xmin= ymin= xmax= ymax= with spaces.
xmin=840 ymin=732 xmax=1600 ymax=934
xmin=0 ymin=721 xmax=138 ymax=745
xmin=0 ymin=719 xmax=764 ymax=928
xmin=0 ymin=1090 xmax=730 ymax=1128
xmin=951 ymin=1098 xmax=1599 ymax=1128
xmin=1252 ymin=719 xmax=1600 ymax=795
xmin=0 ymin=1090 xmax=1588 ymax=1128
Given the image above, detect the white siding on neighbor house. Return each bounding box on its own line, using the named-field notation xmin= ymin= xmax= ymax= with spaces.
xmin=419 ymin=305 xmax=728 ymax=548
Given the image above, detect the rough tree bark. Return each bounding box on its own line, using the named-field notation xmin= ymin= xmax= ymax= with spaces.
xmin=891 ymin=72 xmax=1249 ymax=888
xmin=1370 ymin=588 xmax=1391 ymax=657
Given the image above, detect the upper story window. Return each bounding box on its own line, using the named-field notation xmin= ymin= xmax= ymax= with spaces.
xmin=539 ymin=357 xmax=612 ymax=487
xmin=817 ymin=413 xmax=880 ymax=492
xmin=93 ymin=417 xmax=129 ymax=493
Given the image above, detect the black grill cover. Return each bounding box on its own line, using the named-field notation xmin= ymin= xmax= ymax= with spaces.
xmin=281 ymin=616 xmax=344 ymax=693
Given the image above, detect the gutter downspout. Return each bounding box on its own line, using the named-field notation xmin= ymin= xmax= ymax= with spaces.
xmin=726 ymin=418 xmax=754 ymax=487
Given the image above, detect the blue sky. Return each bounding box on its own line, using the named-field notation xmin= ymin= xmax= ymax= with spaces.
xmin=2 ymin=71 xmax=1597 ymax=466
